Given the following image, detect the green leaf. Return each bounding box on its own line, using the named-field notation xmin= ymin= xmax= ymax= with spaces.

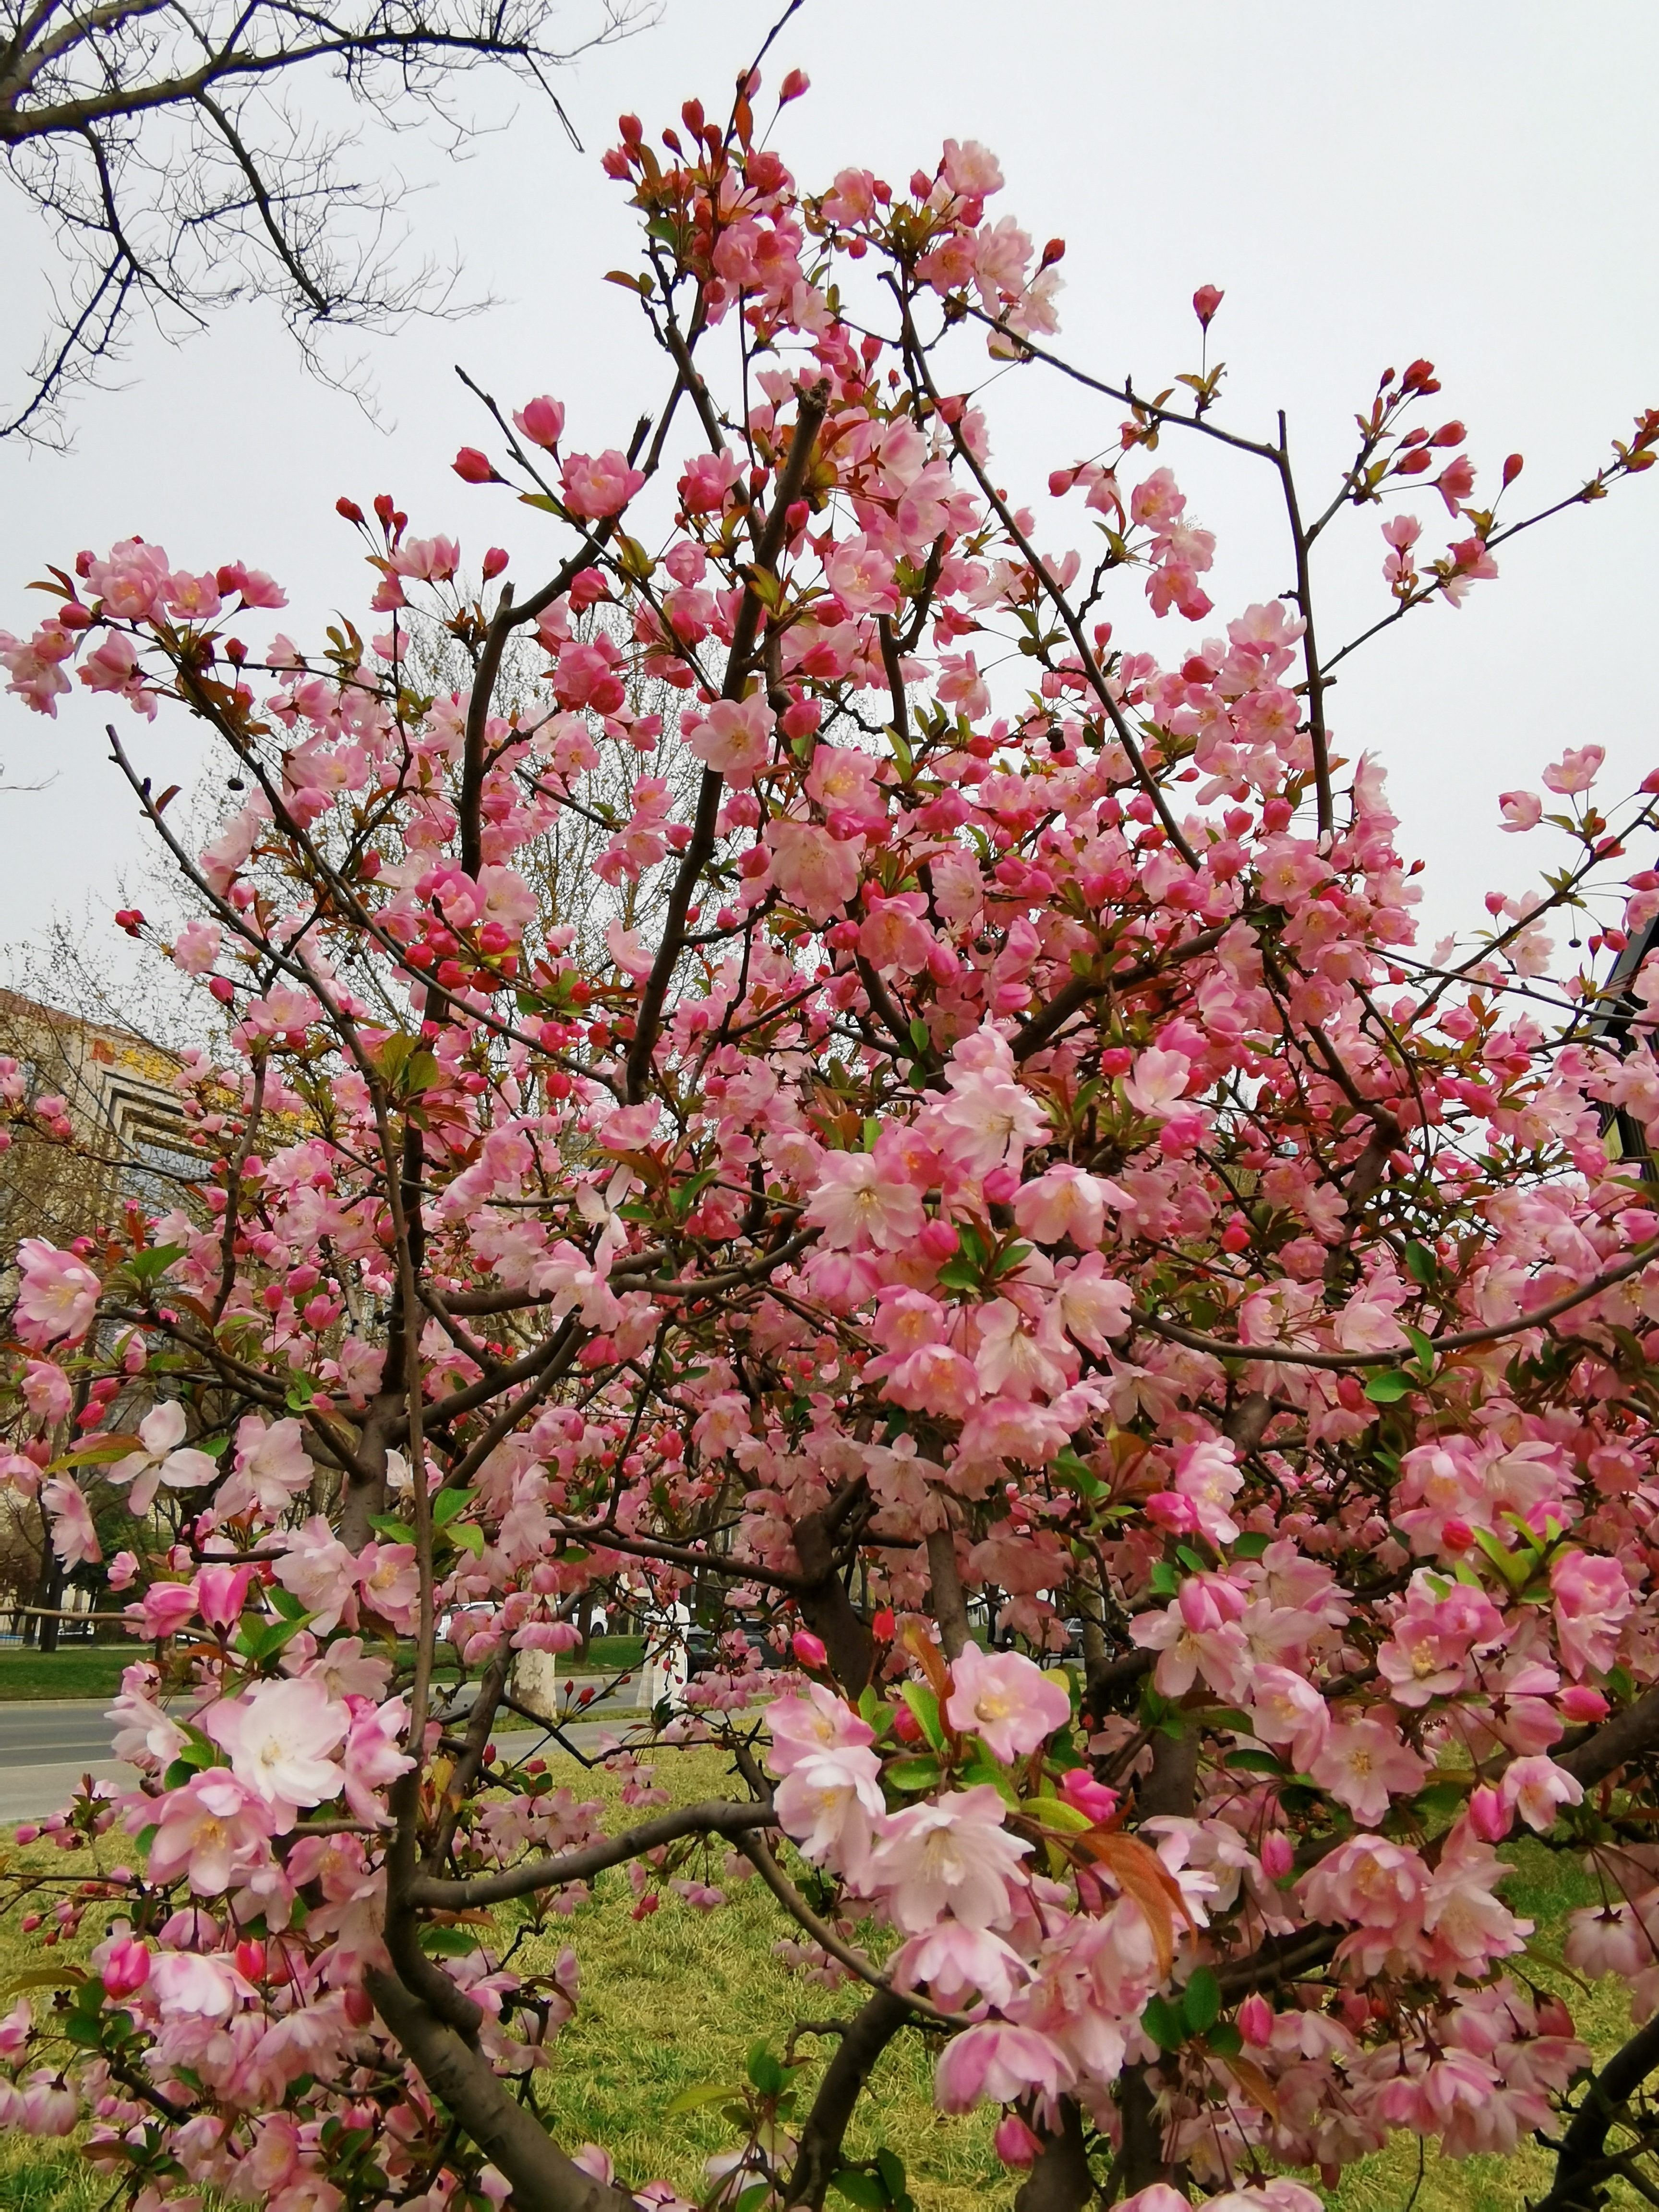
xmin=126 ymin=1243 xmax=184 ymax=1284
xmin=1231 ymin=1531 xmax=1270 ymax=1560
xmin=884 ymin=1755 xmax=942 ymax=1794
xmin=1182 ymin=1966 xmax=1220 ymax=2035
xmin=1141 ymin=1993 xmax=1185 ymax=2052
xmin=900 ymin=1683 xmax=946 ymax=1754
xmin=669 ymin=1169 xmax=717 ymax=1219
xmin=935 ymin=1258 xmax=982 ymax=1294
xmin=1413 ymin=1779 xmax=1467 ymax=1820
xmin=1149 ymin=1560 xmax=1179 ymax=1598
xmin=1364 ymin=1369 xmax=1414 ymax=1404
xmin=433 ymin=1488 xmax=473 ymax=1527
xmin=830 ymin=2171 xmax=888 ymax=2212
xmin=418 ymin=1925 xmax=481 ymax=1957
xmin=746 ymin=2040 xmax=787 ymax=2096
xmin=1206 ymin=2020 xmax=1243 ymax=2057
xmin=1404 ymin=1239 xmax=1435 ymax=1286
xmin=1226 ymin=1748 xmax=1286 ymax=1776
xmin=664 ymin=2081 xmax=736 ymax=2115
xmin=1402 ymin=1324 xmax=1437 ymax=1376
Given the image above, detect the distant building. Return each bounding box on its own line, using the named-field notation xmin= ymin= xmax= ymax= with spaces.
xmin=0 ymin=987 xmax=198 ymax=1245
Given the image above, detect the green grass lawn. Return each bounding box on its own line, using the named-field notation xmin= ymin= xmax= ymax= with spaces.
xmin=0 ymin=1636 xmax=648 ymax=1705
xmin=0 ymin=1753 xmax=1645 ymax=2212
xmin=0 ymin=1646 xmax=130 ymax=1701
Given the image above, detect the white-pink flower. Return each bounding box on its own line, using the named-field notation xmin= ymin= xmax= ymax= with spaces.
xmin=216 ymin=1415 xmax=314 ymax=1521
xmin=767 ymin=1683 xmax=878 ymax=1778
xmin=775 ymin=1745 xmax=885 ymax=1885
xmin=1503 ymin=1754 xmax=1584 ymax=1833
xmin=804 ymin=1150 xmax=926 ymax=1253
xmin=148 ymin=1771 xmax=274 ymax=1893
xmin=40 ymin=1477 xmax=99 ymax=1568
xmin=867 ymin=1784 xmax=1030 ymax=1932
xmin=1122 ymin=1047 xmax=1191 ymax=1119
xmin=204 ymin=1676 xmax=349 ymax=1826
xmin=15 ymin=1238 xmax=100 ymax=1347
xmin=686 ymin=694 xmax=775 ymax=788
xmin=944 ymin=1642 xmax=1071 ymax=1764
xmin=1310 ymin=1716 xmax=1429 ymax=1827
xmin=147 ymin=1949 xmax=252 ymax=2020
xmin=274 ymin=1517 xmax=361 ymax=1635
xmin=1171 ymin=1435 xmax=1244 ymax=1546
xmin=109 ymin=1401 xmax=220 ymax=1516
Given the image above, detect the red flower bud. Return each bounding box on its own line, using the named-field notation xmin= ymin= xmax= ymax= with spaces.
xmin=1192 ymin=283 xmax=1224 ymax=329
xmin=452 ymin=447 xmax=498 ymax=485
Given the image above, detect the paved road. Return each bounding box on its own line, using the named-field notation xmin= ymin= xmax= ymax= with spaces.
xmin=0 ymin=1687 xmax=654 ymax=1824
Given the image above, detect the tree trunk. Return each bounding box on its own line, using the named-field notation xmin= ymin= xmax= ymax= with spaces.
xmin=1014 ymin=2096 xmax=1094 ymax=2212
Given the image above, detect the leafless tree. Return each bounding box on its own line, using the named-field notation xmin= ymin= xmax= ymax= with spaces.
xmin=0 ymin=0 xmax=654 ymax=444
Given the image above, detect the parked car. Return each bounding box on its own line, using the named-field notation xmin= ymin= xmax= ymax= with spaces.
xmin=685 ymin=1624 xmax=777 ymax=1679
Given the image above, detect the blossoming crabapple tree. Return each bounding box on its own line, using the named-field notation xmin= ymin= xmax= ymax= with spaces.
xmin=6 ymin=41 xmax=1659 ymax=2212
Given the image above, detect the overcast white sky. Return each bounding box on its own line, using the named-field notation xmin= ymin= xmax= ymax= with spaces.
xmin=2 ymin=0 xmax=1655 ymax=965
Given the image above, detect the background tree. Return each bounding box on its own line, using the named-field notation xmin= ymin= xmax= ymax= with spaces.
xmin=0 ymin=0 xmax=651 ymax=443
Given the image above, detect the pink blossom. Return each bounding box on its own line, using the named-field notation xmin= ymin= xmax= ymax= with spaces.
xmin=1503 ymin=1754 xmax=1584 ymax=1833
xmin=935 ymin=1026 xmax=1049 ymax=1174
xmin=148 ymin=1771 xmax=275 ymax=1893
xmin=764 ymin=817 xmax=864 ymax=921
xmin=805 ymin=1147 xmax=926 ymax=1252
xmin=561 ymin=450 xmax=645 ymax=517
xmin=204 ymin=1676 xmax=349 ymax=1825
xmin=99 ymin=1932 xmax=151 ymax=1997
xmin=196 ymin=1563 xmax=255 ymax=1630
xmin=1052 ymin=1256 xmax=1133 ymax=1353
xmin=1499 ymin=790 xmax=1543 ymax=833
xmin=274 ymin=1517 xmax=361 ymax=1635
xmin=217 ymin=1415 xmax=314 ymax=1520
xmin=767 ymin=1683 xmax=878 ymax=1778
xmin=15 ymin=1238 xmax=100 ymax=1346
xmin=40 ymin=1477 xmax=99 ymax=1567
xmin=868 ymin=1784 xmax=1030 ymax=1932
xmin=827 ymin=534 xmax=900 ymax=617
xmin=147 ymin=1949 xmax=252 ymax=2020
xmin=944 ymin=1643 xmax=1071 ymax=1763
xmin=940 ymin=138 xmax=1004 ymax=196
xmin=1122 ymin=1048 xmax=1191 ymax=1119
xmin=687 ymin=694 xmax=775 ymax=787
xmin=1551 ymin=1549 xmax=1631 ymax=1678
xmin=775 ymin=1744 xmax=885 ymax=1884
xmin=677 ymin=450 xmax=742 ymax=514
xmin=21 ymin=1360 xmax=72 ymax=1423
xmin=934 ymin=2020 xmax=1068 ymax=2113
xmin=513 ymin=395 xmax=565 ymax=448
xmin=172 ymin=917 xmax=222 ymax=974
xmin=356 ymin=1541 xmax=420 ymax=1631
xmin=340 ymin=1698 xmax=415 ymax=1823
xmin=1013 ymin=1164 xmax=1107 ymax=1249
xmin=1310 ymin=1716 xmax=1429 ymax=1827
xmin=109 ymin=1400 xmax=220 ymax=1515
xmin=1171 ymin=1436 xmax=1243 ymax=1546
xmin=1542 ymin=745 xmax=1605 ymax=796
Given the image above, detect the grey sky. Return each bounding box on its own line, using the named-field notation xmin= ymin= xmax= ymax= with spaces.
xmin=2 ymin=0 xmax=1654 ymax=964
